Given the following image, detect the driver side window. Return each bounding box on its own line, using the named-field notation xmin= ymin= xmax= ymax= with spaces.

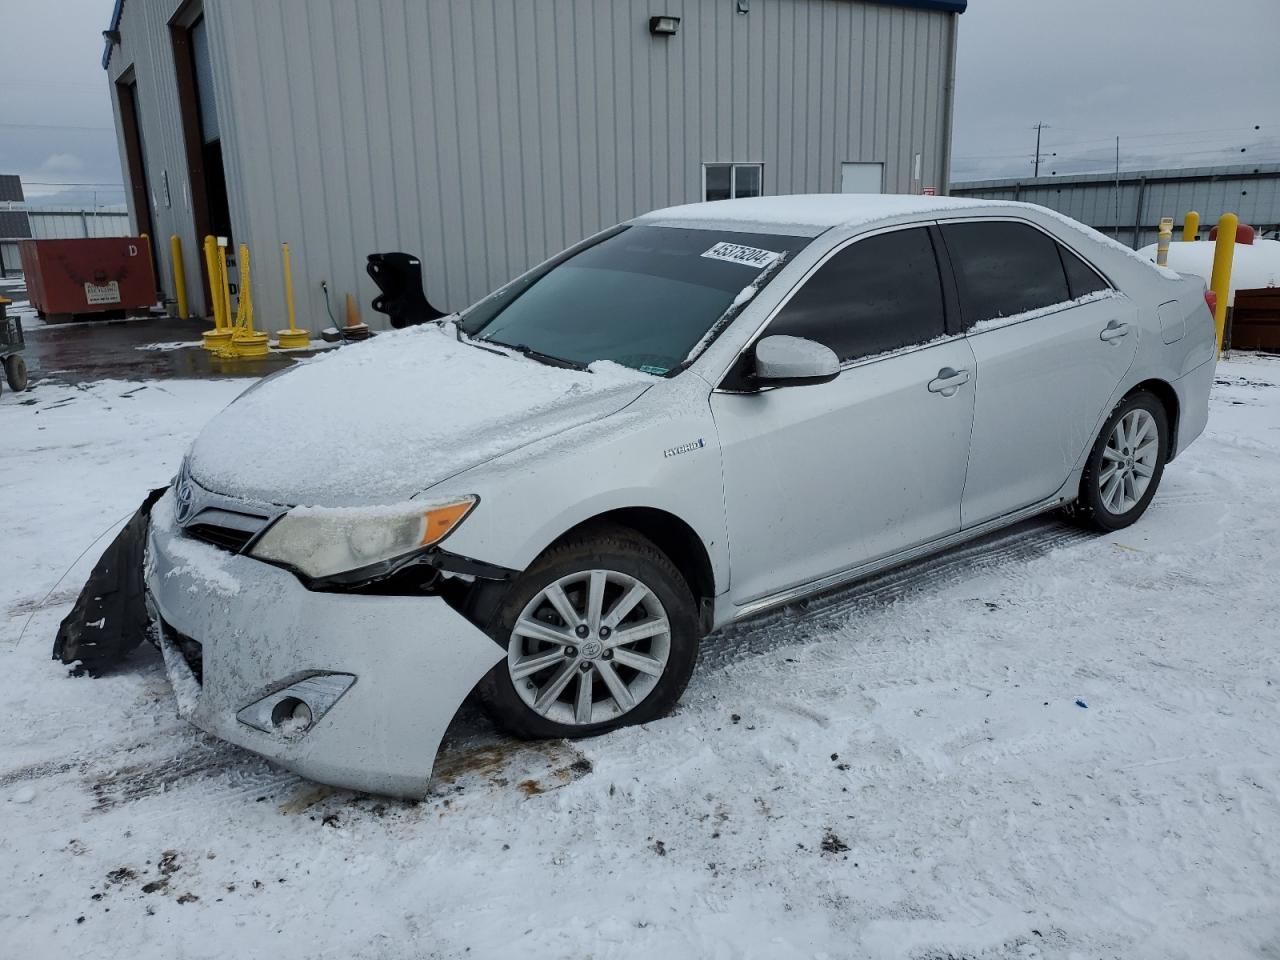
xmin=768 ymin=227 xmax=947 ymax=363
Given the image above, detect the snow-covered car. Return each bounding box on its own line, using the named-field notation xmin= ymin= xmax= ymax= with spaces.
xmin=144 ymin=195 xmax=1217 ymax=797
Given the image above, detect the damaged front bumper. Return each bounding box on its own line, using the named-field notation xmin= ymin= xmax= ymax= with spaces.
xmin=144 ymin=492 xmax=504 ymax=798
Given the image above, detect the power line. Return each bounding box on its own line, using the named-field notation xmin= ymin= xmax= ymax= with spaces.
xmin=0 ymin=121 xmax=114 ymax=132
xmin=957 ymin=133 xmax=1273 ymax=162
xmin=957 ymin=124 xmax=1267 ymax=161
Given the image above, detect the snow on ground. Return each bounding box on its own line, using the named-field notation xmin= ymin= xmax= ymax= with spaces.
xmin=2 ymin=360 xmax=1280 ymax=959
xmin=1 ymin=275 xmax=40 ymax=328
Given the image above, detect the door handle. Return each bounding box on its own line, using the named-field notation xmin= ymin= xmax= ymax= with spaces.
xmin=927 ymin=367 xmax=970 ymax=396
xmin=1100 ymin=321 xmax=1131 ymax=342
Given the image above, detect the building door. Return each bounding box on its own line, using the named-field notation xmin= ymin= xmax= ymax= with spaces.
xmin=840 ymin=162 xmax=884 ymax=194
xmin=114 ymin=74 xmax=159 ymax=282
xmin=172 ymin=7 xmax=230 ymax=312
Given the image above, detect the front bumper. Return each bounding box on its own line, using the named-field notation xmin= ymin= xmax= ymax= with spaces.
xmin=144 ymin=491 xmax=504 ymax=798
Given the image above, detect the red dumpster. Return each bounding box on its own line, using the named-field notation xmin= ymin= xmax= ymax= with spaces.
xmin=18 ymin=237 xmax=156 ymax=320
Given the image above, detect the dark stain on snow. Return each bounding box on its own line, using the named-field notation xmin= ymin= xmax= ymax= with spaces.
xmin=820 ymin=830 xmax=850 ymax=855
xmin=104 ymin=866 xmax=137 ymax=885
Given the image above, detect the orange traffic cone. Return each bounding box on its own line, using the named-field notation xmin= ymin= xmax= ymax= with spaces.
xmin=343 ymin=292 xmax=371 ymax=341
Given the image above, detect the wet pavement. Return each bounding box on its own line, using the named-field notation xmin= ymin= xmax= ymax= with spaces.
xmin=2 ymin=277 xmax=332 ymax=387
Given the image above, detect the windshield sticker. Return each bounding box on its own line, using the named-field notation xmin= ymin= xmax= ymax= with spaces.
xmin=639 ymin=364 xmax=668 ymax=376
xmin=701 ymin=242 xmax=780 ymax=270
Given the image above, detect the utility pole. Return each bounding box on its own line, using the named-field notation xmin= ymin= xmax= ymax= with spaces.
xmin=1113 ymin=136 xmax=1121 ymax=240
xmin=1033 ymin=122 xmax=1050 ymax=178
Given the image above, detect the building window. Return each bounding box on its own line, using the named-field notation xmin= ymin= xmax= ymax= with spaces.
xmin=704 ymin=163 xmax=763 ymax=202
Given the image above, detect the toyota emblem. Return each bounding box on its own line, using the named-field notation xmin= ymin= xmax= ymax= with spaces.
xmin=174 ymin=471 xmax=195 ymax=524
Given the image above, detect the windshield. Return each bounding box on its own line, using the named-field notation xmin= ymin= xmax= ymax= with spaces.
xmin=457 ymin=225 xmax=811 ymax=376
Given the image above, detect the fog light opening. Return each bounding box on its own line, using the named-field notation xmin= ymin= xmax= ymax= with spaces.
xmin=271 ymin=696 xmax=314 ymax=735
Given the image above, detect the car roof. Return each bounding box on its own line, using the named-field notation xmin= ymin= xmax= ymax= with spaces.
xmin=633 ymin=193 xmax=1009 ymax=237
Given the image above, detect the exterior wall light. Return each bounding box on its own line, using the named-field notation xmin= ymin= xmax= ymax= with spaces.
xmin=649 ymin=16 xmax=680 ymax=36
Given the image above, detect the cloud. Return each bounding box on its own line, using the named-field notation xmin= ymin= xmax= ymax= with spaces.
xmin=38 ymin=153 xmax=85 ymax=175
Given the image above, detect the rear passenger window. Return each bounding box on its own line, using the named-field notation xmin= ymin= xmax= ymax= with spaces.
xmin=942 ymin=221 xmax=1070 ymax=326
xmin=768 ymin=227 xmax=945 ymax=362
xmin=1058 ymin=244 xmax=1110 ymax=299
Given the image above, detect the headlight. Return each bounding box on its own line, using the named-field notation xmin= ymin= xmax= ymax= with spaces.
xmin=250 ymin=497 xmax=477 ymax=580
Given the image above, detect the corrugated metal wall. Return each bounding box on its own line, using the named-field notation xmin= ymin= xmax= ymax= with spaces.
xmin=952 ymin=163 xmax=1280 ymax=250
xmin=111 ymin=0 xmax=957 ymax=331
xmin=28 ymin=209 xmax=133 ymax=240
xmin=108 ymin=0 xmax=207 ymax=312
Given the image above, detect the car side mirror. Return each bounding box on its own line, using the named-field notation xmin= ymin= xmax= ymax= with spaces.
xmin=754 ymin=335 xmax=840 ymax=387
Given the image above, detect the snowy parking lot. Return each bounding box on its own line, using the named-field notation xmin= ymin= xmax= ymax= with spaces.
xmin=2 ymin=356 xmax=1279 ymax=959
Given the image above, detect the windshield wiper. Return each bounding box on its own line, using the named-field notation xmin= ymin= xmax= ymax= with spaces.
xmin=486 ymin=340 xmax=589 ymax=371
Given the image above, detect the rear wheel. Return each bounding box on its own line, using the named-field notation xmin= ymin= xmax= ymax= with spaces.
xmin=474 ymin=525 xmax=699 ymax=740
xmin=1069 ymin=390 xmax=1168 ymax=532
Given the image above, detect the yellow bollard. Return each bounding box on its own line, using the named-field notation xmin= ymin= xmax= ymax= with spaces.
xmin=275 ymin=242 xmax=310 ymax=349
xmin=230 ymin=243 xmax=269 ymax=358
xmin=170 ymin=235 xmax=189 ymax=319
xmin=200 ymin=235 xmax=233 ymax=351
xmin=1209 ymin=212 xmax=1238 ymax=354
xmin=1182 ymin=211 xmax=1199 ymax=242
xmin=1155 ymin=217 xmax=1174 ymax=267
xmin=218 ymin=239 xmax=233 ymax=324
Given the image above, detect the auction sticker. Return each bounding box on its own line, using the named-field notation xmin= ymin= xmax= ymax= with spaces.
xmin=701 ymin=241 xmax=779 ymax=269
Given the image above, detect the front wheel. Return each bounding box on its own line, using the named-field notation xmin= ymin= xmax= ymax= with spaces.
xmin=4 ymin=354 xmax=27 ymax=392
xmin=1069 ymin=389 xmax=1169 ymax=532
xmin=473 ymin=525 xmax=700 ymax=740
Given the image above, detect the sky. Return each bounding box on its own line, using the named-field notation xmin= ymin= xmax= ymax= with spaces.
xmin=0 ymin=0 xmax=121 ymax=209
xmin=0 ymin=0 xmax=1277 ymax=209
xmin=951 ymin=0 xmax=1279 ymax=182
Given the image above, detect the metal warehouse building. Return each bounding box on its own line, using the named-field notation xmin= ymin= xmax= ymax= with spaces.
xmin=103 ymin=0 xmax=965 ymax=332
xmin=952 ymin=163 xmax=1280 ymax=251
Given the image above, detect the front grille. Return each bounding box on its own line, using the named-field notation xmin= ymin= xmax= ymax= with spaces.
xmin=186 ymin=522 xmax=255 ymax=553
xmin=180 ymin=502 xmax=274 ymax=555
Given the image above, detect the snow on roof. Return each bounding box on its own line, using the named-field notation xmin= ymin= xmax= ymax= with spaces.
xmin=635 ymin=194 xmax=992 ymax=234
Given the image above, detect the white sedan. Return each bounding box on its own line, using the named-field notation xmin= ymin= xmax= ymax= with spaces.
xmin=144 ymin=195 xmax=1216 ymax=796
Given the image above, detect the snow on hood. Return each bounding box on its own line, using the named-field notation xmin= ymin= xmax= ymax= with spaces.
xmin=187 ymin=325 xmax=654 ymax=507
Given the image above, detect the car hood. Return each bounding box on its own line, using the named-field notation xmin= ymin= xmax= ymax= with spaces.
xmin=187 ymin=324 xmax=654 ymax=507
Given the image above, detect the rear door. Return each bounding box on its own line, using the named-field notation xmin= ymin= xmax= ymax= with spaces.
xmin=941 ymin=220 xmax=1138 ymax=527
xmin=711 ymin=225 xmax=977 ymax=607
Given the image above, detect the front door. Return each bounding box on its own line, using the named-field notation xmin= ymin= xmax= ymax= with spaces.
xmin=710 ymin=225 xmax=977 ymax=607
xmin=939 ymin=220 xmax=1140 ymax=527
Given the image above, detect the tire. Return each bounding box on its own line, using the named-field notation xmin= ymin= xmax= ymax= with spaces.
xmin=4 ymin=354 xmax=28 ymax=392
xmin=473 ymin=524 xmax=700 ymax=741
xmin=1069 ymin=389 xmax=1169 ymax=532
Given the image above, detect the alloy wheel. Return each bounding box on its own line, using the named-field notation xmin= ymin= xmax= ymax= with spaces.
xmin=1098 ymin=408 xmax=1159 ymax=514
xmin=507 ymin=569 xmax=671 ymax=726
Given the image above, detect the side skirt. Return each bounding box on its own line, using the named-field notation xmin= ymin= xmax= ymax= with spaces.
xmin=728 ymin=495 xmax=1071 ymax=624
